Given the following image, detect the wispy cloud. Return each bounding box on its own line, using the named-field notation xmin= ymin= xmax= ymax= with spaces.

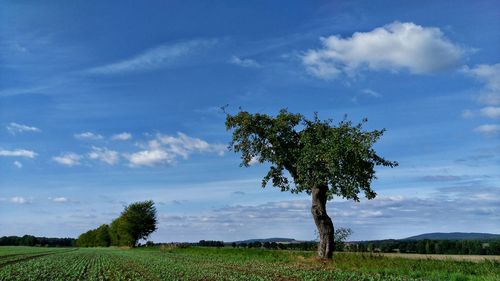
xmin=111 ymin=132 xmax=132 ymax=141
xmin=474 ymin=124 xmax=500 ymax=135
xmin=6 ymin=122 xmax=41 ymax=134
xmin=88 ymin=147 xmax=119 ymax=165
xmin=303 ymin=22 xmax=464 ymax=79
xmin=361 ymin=88 xmax=382 ymax=98
xmin=0 ymin=85 xmax=49 ymax=97
xmin=352 ymin=88 xmax=382 ymax=102
xmin=463 ymin=63 xmax=500 ymax=106
xmin=86 ymin=39 xmax=218 ymax=74
xmin=230 ymin=56 xmax=261 ymax=68
xmin=461 ymin=64 xmax=500 ymax=134
xmin=13 ymin=161 xmax=23 ymax=168
xmin=159 ymin=184 xmax=500 ymax=241
xmin=0 ymin=149 xmax=37 ymax=158
xmin=74 ymin=132 xmax=103 ymax=140
xmin=420 ymin=175 xmax=462 ymax=182
xmin=10 ymin=196 xmax=32 ymax=204
xmin=52 ymin=153 xmax=82 ymax=166
xmin=480 ymin=107 xmax=500 ymax=118
xmin=50 ymin=197 xmax=69 ymax=203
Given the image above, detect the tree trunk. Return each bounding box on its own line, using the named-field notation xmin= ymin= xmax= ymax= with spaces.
xmin=311 ymin=184 xmax=334 ymax=259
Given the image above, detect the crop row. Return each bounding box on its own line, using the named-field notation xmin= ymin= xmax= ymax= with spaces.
xmin=0 ymin=248 xmax=425 ymax=281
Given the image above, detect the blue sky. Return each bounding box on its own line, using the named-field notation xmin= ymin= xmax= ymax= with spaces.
xmin=1 ymin=0 xmax=499 ymax=242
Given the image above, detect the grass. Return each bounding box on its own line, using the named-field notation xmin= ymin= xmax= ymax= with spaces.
xmin=0 ymin=246 xmax=498 ymax=280
xmin=330 ymin=252 xmax=500 ymax=281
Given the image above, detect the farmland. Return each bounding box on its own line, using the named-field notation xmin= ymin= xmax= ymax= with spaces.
xmin=1 ymin=246 xmax=499 ymax=281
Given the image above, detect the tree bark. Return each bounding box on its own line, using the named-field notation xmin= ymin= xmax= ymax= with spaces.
xmin=311 ymin=184 xmax=334 ymax=259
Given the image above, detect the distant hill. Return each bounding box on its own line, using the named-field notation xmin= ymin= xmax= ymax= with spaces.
xmin=231 ymin=232 xmax=500 ymax=245
xmin=403 ymin=232 xmax=500 ymax=241
xmin=232 ymin=238 xmax=303 ymax=244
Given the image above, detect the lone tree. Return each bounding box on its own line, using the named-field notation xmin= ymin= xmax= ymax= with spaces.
xmin=119 ymin=200 xmax=158 ymax=247
xmin=225 ymin=109 xmax=397 ymax=259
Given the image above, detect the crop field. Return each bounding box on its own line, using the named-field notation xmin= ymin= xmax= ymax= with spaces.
xmin=0 ymin=246 xmax=499 ymax=281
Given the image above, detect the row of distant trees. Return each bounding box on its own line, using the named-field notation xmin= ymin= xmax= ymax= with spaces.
xmin=198 ymin=240 xmax=225 ymax=247
xmin=193 ymin=240 xmax=324 ymax=251
xmin=196 ymin=229 xmax=353 ymax=251
xmin=76 ymin=200 xmax=157 ymax=247
xmin=193 ymin=236 xmax=500 ymax=255
xmin=348 ymin=239 xmax=500 ymax=255
xmin=231 ymin=241 xmax=319 ymax=251
xmin=0 ymin=235 xmax=75 ymax=247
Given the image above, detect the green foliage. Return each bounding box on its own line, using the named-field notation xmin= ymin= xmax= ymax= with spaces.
xmin=76 ymin=200 xmax=157 ymax=247
xmin=119 ymin=200 xmax=158 ymax=247
xmin=198 ymin=240 xmax=224 ymax=247
xmin=335 ymin=228 xmax=353 ymax=242
xmin=109 ymin=217 xmax=133 ymax=247
xmin=347 ymin=239 xmax=500 ymax=255
xmin=226 ymin=109 xmax=397 ymax=201
xmin=0 ymin=235 xmax=74 ymax=247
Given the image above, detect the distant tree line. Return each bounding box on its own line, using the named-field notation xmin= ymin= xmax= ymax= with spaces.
xmin=347 ymin=239 xmax=500 ymax=255
xmin=174 ymin=240 xmax=320 ymax=251
xmin=193 ymin=236 xmax=500 ymax=255
xmin=231 ymin=241 xmax=319 ymax=251
xmin=76 ymin=200 xmax=157 ymax=248
xmin=0 ymin=235 xmax=75 ymax=247
xmin=198 ymin=240 xmax=225 ymax=247
xmin=227 ymin=227 xmax=353 ymax=251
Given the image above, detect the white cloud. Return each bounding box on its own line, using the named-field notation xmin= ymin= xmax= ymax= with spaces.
xmin=52 ymin=153 xmax=82 ymax=166
xmin=361 ymin=88 xmax=382 ymax=98
xmin=230 ymin=56 xmax=261 ymax=68
xmin=480 ymin=107 xmax=500 ymax=118
xmin=463 ymin=63 xmax=500 ymax=106
xmin=0 ymin=149 xmax=37 ymax=158
xmin=13 ymin=161 xmax=22 ymax=168
xmin=51 ymin=197 xmax=69 ymax=203
xmin=352 ymin=88 xmax=383 ymax=102
xmin=461 ymin=64 xmax=500 ymax=134
xmin=111 ymin=132 xmax=132 ymax=141
xmin=6 ymin=122 xmax=41 ymax=134
xmin=303 ymin=22 xmax=464 ymax=79
xmin=87 ymin=39 xmax=218 ymax=74
xmin=474 ymin=124 xmax=500 ymax=135
xmin=124 ymin=148 xmax=173 ymax=167
xmin=10 ymin=196 xmax=32 ymax=204
xmin=88 ymin=147 xmax=119 ymax=165
xmin=248 ymin=156 xmax=260 ymax=166
xmin=125 ymin=132 xmax=225 ymax=167
xmin=74 ymin=132 xmax=103 ymax=140
xmin=157 ymin=132 xmax=226 ymax=158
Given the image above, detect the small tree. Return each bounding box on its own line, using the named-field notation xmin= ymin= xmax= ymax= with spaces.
xmin=226 ymin=109 xmax=397 ymax=259
xmin=120 ymin=200 xmax=158 ymax=247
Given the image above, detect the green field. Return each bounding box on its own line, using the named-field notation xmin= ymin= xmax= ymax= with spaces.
xmin=0 ymin=246 xmax=499 ymax=281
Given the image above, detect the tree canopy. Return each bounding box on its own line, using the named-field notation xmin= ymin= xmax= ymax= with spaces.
xmin=120 ymin=200 xmax=158 ymax=247
xmin=226 ymin=109 xmax=397 ymax=200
